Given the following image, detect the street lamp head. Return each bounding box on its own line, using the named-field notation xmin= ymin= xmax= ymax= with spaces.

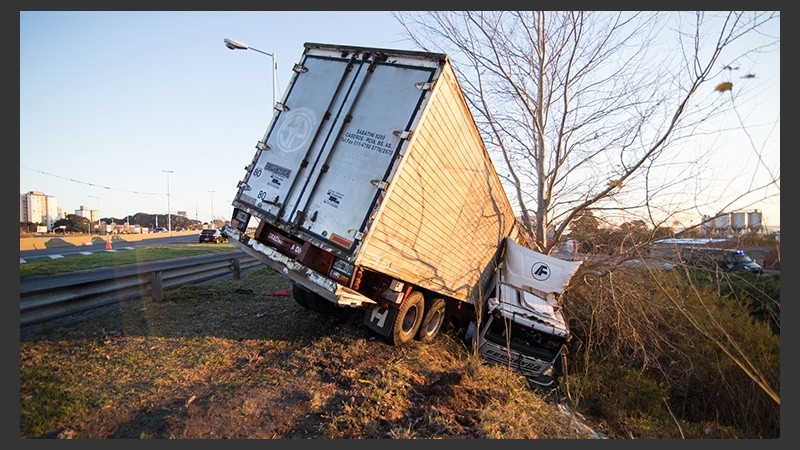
xmin=224 ymin=37 xmax=279 ymax=118
xmin=224 ymin=38 xmax=249 ymax=51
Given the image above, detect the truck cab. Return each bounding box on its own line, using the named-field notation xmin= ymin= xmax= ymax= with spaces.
xmin=470 ymin=238 xmax=582 ymax=388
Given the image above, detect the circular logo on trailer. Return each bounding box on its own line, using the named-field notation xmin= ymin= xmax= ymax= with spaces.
xmin=531 ymin=262 xmax=551 ymax=281
xmin=275 ymin=107 xmax=317 ymax=153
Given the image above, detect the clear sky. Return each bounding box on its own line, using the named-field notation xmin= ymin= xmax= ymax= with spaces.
xmin=20 ymin=11 xmax=414 ymax=225
xmin=20 ymin=11 xmax=780 ymax=229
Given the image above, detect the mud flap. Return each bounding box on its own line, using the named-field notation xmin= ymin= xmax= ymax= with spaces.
xmin=364 ymin=305 xmax=398 ymax=338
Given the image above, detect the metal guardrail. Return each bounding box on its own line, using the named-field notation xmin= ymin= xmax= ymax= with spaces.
xmin=20 ymin=251 xmax=262 ymax=327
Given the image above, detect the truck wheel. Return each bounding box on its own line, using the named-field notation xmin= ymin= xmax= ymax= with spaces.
xmin=292 ymin=282 xmax=337 ymax=313
xmin=390 ymin=291 xmax=425 ymax=346
xmin=307 ymin=292 xmax=339 ymax=314
xmin=291 ymin=283 xmax=310 ymax=309
xmin=415 ymin=297 xmax=445 ymax=343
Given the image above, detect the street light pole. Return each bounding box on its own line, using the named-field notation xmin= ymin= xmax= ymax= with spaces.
xmin=163 ymin=170 xmax=174 ymax=233
xmin=88 ymin=195 xmax=100 ymax=235
xmin=208 ymin=190 xmax=215 ymax=228
xmin=223 ymin=38 xmax=278 ymax=114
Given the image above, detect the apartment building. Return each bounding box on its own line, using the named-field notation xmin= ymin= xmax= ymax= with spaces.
xmin=20 ymin=191 xmax=60 ymax=231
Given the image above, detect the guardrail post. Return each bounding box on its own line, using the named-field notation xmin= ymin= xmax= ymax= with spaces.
xmin=150 ymin=271 xmax=163 ymax=301
xmin=232 ymin=258 xmax=241 ymax=279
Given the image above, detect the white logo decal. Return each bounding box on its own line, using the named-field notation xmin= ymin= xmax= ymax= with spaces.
xmin=531 ymin=262 xmax=551 ymax=281
xmin=369 ymin=307 xmax=389 ymax=328
xmin=275 ymin=107 xmax=316 ymax=153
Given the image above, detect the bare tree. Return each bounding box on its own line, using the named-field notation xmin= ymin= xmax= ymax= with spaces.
xmin=393 ymin=11 xmax=781 ymax=424
xmin=393 ymin=11 xmax=779 ymax=256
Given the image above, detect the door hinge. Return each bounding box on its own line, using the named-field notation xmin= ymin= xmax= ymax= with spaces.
xmin=393 ymin=130 xmax=413 ymax=140
xmin=370 ymin=179 xmax=389 ymax=190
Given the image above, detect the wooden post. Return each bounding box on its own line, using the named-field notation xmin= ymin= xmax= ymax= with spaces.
xmin=150 ymin=271 xmax=163 ymax=302
xmin=232 ymin=258 xmax=241 ymax=279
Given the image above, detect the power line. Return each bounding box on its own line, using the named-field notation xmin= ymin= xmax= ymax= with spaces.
xmin=22 ymin=164 xmax=225 ymax=217
xmin=21 ymin=165 xmax=162 ymax=196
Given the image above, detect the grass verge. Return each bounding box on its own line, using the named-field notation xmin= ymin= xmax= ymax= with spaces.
xmin=19 ymin=268 xmax=593 ymax=439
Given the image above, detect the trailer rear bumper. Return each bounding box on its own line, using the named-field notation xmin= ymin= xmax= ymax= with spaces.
xmin=223 ymin=227 xmax=376 ymax=308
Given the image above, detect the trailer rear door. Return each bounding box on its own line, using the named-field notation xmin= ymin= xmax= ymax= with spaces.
xmin=237 ymin=48 xmax=438 ymax=254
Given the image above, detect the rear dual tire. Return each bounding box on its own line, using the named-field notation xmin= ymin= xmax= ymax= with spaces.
xmin=415 ymin=297 xmax=446 ymax=343
xmin=291 ymin=282 xmax=338 ymax=314
xmin=390 ymin=291 xmax=425 ymax=346
xmin=291 ymin=283 xmax=310 ymax=309
xmin=389 ymin=292 xmax=447 ymax=346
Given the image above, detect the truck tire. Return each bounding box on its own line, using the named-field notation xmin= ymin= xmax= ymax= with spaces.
xmin=291 ymin=283 xmax=310 ymax=309
xmin=292 ymin=282 xmax=338 ymax=314
xmin=306 ymin=292 xmax=339 ymax=314
xmin=415 ymin=297 xmax=446 ymax=343
xmin=389 ymin=291 xmax=425 ymax=346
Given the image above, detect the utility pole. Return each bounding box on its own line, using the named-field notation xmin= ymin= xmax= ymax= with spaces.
xmin=163 ymin=170 xmax=174 ymax=233
xmin=209 ymin=190 xmax=215 ymax=228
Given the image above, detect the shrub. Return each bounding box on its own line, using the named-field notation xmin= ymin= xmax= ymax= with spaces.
xmin=562 ymin=266 xmax=780 ymax=438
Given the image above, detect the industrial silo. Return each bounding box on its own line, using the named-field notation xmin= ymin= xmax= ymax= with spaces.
xmin=747 ymin=210 xmax=763 ymax=231
xmin=731 ymin=211 xmax=747 ymax=231
xmin=714 ymin=212 xmax=731 ymax=230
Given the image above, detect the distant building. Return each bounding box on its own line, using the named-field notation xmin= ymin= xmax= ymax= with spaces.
xmin=75 ymin=205 xmax=102 ymax=232
xmin=75 ymin=205 xmax=96 ymax=221
xmin=20 ymin=191 xmax=59 ymax=231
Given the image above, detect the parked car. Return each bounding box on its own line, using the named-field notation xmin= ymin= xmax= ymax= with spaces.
xmin=199 ymin=228 xmax=226 ymax=244
xmin=153 ymin=227 xmax=168 ymax=233
xmin=175 ymin=227 xmax=185 ymax=232
xmin=680 ymin=247 xmax=763 ymax=274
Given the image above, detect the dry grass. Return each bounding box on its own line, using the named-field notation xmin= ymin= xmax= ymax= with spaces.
xmin=20 ymin=268 xmax=594 ymax=439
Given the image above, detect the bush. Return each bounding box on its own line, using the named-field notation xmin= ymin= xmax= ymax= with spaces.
xmin=562 ymin=266 xmax=780 ymax=438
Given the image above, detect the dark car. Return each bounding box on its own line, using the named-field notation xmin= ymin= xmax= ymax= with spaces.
xmin=199 ymin=228 xmax=226 ymax=244
xmin=681 ymin=247 xmax=763 ymax=274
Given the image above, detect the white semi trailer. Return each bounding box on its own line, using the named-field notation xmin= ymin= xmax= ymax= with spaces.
xmin=222 ymin=42 xmax=581 ymax=386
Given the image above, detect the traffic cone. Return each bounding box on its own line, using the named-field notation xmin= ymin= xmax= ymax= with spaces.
xmin=106 ymin=238 xmax=112 ymax=250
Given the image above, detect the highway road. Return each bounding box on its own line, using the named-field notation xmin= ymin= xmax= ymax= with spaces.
xmin=20 ymin=233 xmax=206 ymax=264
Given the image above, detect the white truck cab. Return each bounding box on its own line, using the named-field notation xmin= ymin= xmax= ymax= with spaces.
xmin=472 ymin=238 xmax=582 ymax=388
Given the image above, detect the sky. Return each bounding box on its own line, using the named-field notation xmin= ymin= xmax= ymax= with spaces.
xmin=19 ymin=11 xmax=780 ymax=230
xmin=20 ymin=11 xmax=414 ymax=225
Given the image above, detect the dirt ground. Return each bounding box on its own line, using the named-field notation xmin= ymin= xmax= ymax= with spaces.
xmin=20 ymin=268 xmax=602 ymax=439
